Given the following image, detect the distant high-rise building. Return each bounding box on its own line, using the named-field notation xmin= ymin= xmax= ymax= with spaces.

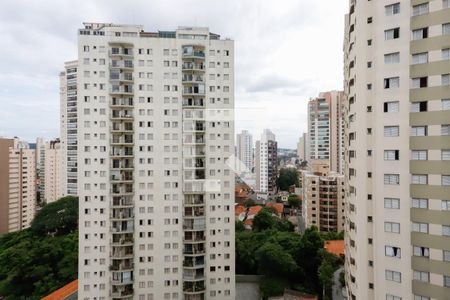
xmin=297 ymin=132 xmax=307 ymax=161
xmin=255 ymin=129 xmax=277 ymax=194
xmin=301 ymin=161 xmax=345 ymax=233
xmin=307 ymin=91 xmax=344 ymax=173
xmin=43 ymin=139 xmax=62 ymax=203
xmin=236 ymin=130 xmax=253 ymax=173
xmin=75 ymin=23 xmax=235 ymax=300
xmin=0 ymin=138 xmax=37 ymax=234
xmin=36 ymin=137 xmax=46 ymax=203
xmin=60 ymin=60 xmax=78 ymax=197
xmin=344 ymin=1 xmax=450 ymax=299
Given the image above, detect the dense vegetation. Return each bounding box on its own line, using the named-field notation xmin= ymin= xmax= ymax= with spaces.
xmin=236 ymin=209 xmax=342 ymax=300
xmin=277 ymin=168 xmax=299 ymax=191
xmin=0 ymin=196 xmax=78 ymax=300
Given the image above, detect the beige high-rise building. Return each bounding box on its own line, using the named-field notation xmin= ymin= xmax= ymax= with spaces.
xmin=307 ymin=91 xmax=344 ymax=173
xmin=344 ymin=1 xmax=450 ymax=299
xmin=0 ymin=138 xmax=37 ymax=234
xmin=75 ymin=23 xmax=235 ymax=300
xmin=255 ymin=129 xmax=278 ymax=195
xmin=43 ymin=139 xmax=62 ymax=203
xmin=301 ymin=161 xmax=345 ymax=233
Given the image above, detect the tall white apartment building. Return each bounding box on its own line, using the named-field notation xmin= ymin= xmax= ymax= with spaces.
xmin=76 ymin=23 xmax=235 ymax=300
xmin=236 ymin=130 xmax=253 ymax=173
xmin=307 ymin=91 xmax=344 ymax=173
xmin=60 ymin=60 xmax=78 ymax=196
xmin=255 ymin=129 xmax=277 ymax=194
xmin=344 ymin=1 xmax=450 ymax=299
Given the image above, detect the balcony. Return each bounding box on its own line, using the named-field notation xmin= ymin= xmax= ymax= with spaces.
xmin=182 ymin=74 xmax=204 ymax=83
xmin=112 ymin=185 xmax=134 ymax=196
xmin=183 ymin=281 xmax=205 ymax=294
xmin=183 ymin=98 xmax=204 ymax=107
xmin=183 ymin=223 xmax=206 ymax=231
xmin=110 ymin=60 xmax=134 ymax=69
xmin=111 ymin=247 xmax=133 ymax=259
xmin=183 ymin=272 xmax=205 ymax=281
xmin=183 ymin=234 xmax=206 ymax=243
xmin=111 ymin=221 xmax=134 ymax=234
xmin=110 ymin=47 xmax=133 ymax=58
xmin=182 ymin=50 xmax=205 ymax=59
xmin=110 ymin=73 xmax=134 ymax=82
xmin=110 ymin=261 xmax=134 ymax=271
xmin=182 ymin=62 xmax=205 ymax=71
xmin=112 ymin=234 xmax=134 ymax=246
xmin=111 ymin=111 xmax=133 ymax=120
xmin=183 ymin=244 xmax=206 ymax=255
xmin=111 ymin=136 xmax=134 ymax=145
xmin=112 ymin=208 xmax=134 ymax=220
xmin=183 ymin=257 xmax=205 ymax=268
xmin=184 ymin=195 xmax=204 ymax=206
xmin=184 ymin=207 xmax=205 ymax=218
xmin=111 ymin=98 xmax=134 ymax=107
xmin=111 ymin=287 xmax=133 ymax=299
xmin=110 ymin=85 xmax=133 ymax=95
xmin=112 ymin=160 xmax=134 ymax=170
xmin=111 ymin=171 xmax=133 ymax=183
xmin=182 ymin=85 xmax=205 ymax=96
xmin=111 ymin=147 xmax=134 ymax=157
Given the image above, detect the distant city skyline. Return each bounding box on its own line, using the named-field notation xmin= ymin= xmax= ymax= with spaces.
xmin=0 ymin=0 xmax=346 ymax=148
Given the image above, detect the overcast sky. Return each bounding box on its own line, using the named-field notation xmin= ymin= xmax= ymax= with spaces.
xmin=0 ymin=0 xmax=347 ymax=149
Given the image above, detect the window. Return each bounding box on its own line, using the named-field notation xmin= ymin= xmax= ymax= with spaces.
xmin=444 ymin=0 xmax=450 ymax=8
xmin=384 ymin=174 xmax=400 ymax=185
xmin=443 ymin=23 xmax=450 ymax=35
xmin=386 ymin=295 xmax=402 ymax=300
xmin=442 ymin=225 xmax=450 ymax=236
xmin=413 ymin=246 xmax=429 ymax=257
xmin=384 ymin=150 xmax=399 ymax=160
xmin=412 ymin=198 xmax=428 ymax=209
xmin=412 ymin=150 xmax=427 ymax=160
xmin=412 ymin=222 xmax=428 ymax=233
xmin=385 ymin=3 xmax=400 ymax=15
xmin=414 ymin=296 xmax=430 ymax=300
xmin=384 ymin=198 xmax=400 ymax=209
xmin=385 ymin=52 xmax=400 ymax=64
xmin=412 ymin=52 xmax=428 ymax=64
xmin=442 ymin=99 xmax=450 ymax=110
xmin=410 ymin=126 xmax=427 ymax=136
xmin=442 ymin=125 xmax=450 ymax=135
xmin=443 ymin=175 xmax=450 ymax=185
xmin=444 ymin=275 xmax=450 ymax=287
xmin=385 ymin=222 xmax=400 ymax=233
xmin=385 ymin=28 xmax=400 ymax=40
xmin=413 ymin=271 xmax=429 ymax=282
xmin=385 ymin=246 xmax=401 ymax=258
xmin=384 ymin=77 xmax=400 ymax=88
xmin=412 ymin=77 xmax=428 ymax=88
xmin=384 ymin=101 xmax=399 ymax=112
xmin=410 ymin=101 xmax=427 ymax=112
xmin=443 ymin=49 xmax=450 ymax=60
xmin=384 ymin=126 xmax=399 ymax=137
xmin=385 ymin=270 xmax=401 ymax=282
xmin=413 ymin=28 xmax=428 ymax=40
xmin=442 ymin=74 xmax=450 ymax=85
xmin=412 ymin=174 xmax=428 ymax=184
xmin=412 ymin=3 xmax=429 ymax=16
xmin=444 ymin=250 xmax=450 ymax=261
xmin=442 ymin=150 xmax=450 ymax=160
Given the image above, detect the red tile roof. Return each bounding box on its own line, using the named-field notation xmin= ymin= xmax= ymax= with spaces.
xmin=235 ymin=205 xmax=246 ymax=216
xmin=324 ymin=240 xmax=345 ymax=257
xmin=266 ymin=203 xmax=284 ymax=214
xmin=42 ymin=279 xmax=78 ymax=300
xmin=247 ymin=205 xmax=262 ymax=216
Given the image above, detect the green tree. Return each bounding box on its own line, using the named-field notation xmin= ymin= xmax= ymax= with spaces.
xmin=252 ymin=209 xmax=274 ymax=232
xmin=255 ymin=242 xmax=297 ymax=275
xmin=287 ymin=194 xmax=300 ymax=207
xmin=235 ymin=220 xmax=245 ymax=232
xmin=31 ymin=196 xmax=78 ymax=236
xmin=318 ymin=259 xmax=334 ymax=300
xmin=278 ymin=168 xmax=299 ymax=191
xmin=0 ymin=196 xmax=79 ymax=299
xmin=244 ymin=199 xmax=255 ymax=208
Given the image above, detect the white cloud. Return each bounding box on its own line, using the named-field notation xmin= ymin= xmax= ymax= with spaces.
xmin=0 ymin=0 xmax=347 ymax=147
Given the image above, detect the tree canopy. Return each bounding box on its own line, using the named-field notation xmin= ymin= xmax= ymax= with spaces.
xmin=278 ymin=168 xmax=299 ymax=191
xmin=0 ymin=196 xmax=79 ymax=299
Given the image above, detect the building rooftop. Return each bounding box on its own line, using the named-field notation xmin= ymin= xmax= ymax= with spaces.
xmin=42 ymin=279 xmax=78 ymax=300
xmin=324 ymin=240 xmax=345 ymax=257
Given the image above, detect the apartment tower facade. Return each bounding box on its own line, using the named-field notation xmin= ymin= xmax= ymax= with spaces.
xmin=344 ymin=1 xmax=450 ymax=299
xmin=236 ymin=130 xmax=253 ymax=173
xmin=76 ymin=23 xmax=235 ymax=300
xmin=43 ymin=139 xmax=62 ymax=203
xmin=0 ymin=138 xmax=36 ymax=234
xmin=255 ymin=129 xmax=278 ymax=195
xmin=60 ymin=60 xmax=79 ymax=197
xmin=307 ymin=91 xmax=345 ymax=173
